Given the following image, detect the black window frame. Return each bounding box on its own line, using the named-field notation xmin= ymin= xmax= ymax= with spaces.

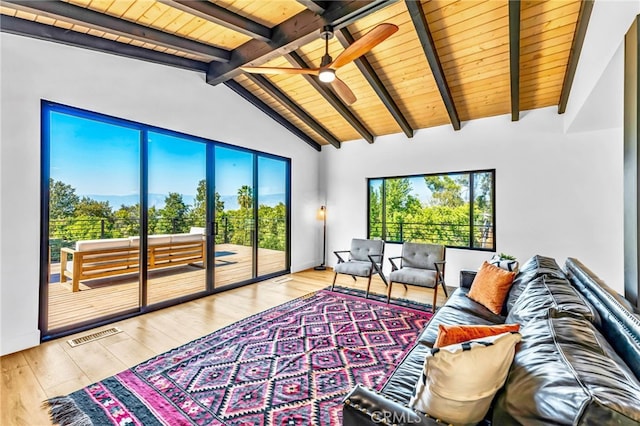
xmin=367 ymin=169 xmax=496 ymax=251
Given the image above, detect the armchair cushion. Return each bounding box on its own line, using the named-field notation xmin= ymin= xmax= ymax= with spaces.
xmin=334 ymin=260 xmax=374 ymax=278
xmin=390 ymin=268 xmax=437 ymax=287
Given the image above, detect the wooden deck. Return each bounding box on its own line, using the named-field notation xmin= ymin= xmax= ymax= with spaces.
xmin=47 ymin=244 xmax=286 ymax=331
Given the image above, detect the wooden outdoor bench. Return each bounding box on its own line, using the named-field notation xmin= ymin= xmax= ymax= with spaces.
xmin=60 ymin=233 xmax=205 ymax=292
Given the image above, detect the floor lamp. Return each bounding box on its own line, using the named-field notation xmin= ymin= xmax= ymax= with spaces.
xmin=314 ymin=205 xmax=327 ymax=270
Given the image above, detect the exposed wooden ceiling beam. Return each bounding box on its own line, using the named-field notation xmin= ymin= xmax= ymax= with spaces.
xmin=558 ymin=0 xmax=594 ymax=114
xmin=284 ymin=51 xmax=374 ymax=144
xmin=296 ymin=1 xmax=329 ymax=15
xmin=335 ymin=27 xmax=414 ymax=138
xmin=246 ymin=74 xmax=341 ymax=149
xmin=159 ymin=0 xmax=272 ymax=42
xmin=405 ymin=0 xmax=460 ymax=131
xmin=207 ymin=0 xmax=393 ymax=85
xmin=224 ymin=80 xmax=321 ymax=151
xmin=0 ymin=15 xmax=209 ymax=73
xmin=509 ymin=0 xmax=520 ymax=121
xmin=3 ymin=0 xmax=230 ymax=62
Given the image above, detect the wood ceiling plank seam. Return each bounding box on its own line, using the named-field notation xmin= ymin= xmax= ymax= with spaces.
xmin=520 ymin=31 xmax=575 ymax=55
xmin=522 ymin=24 xmax=576 ymax=47
xmin=425 ymin=0 xmax=504 ymax=30
xmin=334 ymin=26 xmax=414 ymax=138
xmin=206 ymin=0 xmax=396 ymax=85
xmin=157 ymin=0 xmax=272 ymax=42
xmin=520 ymin=1 xmax=582 ymax=27
xmin=87 ymin=0 xmax=117 ymax=13
xmin=3 ymin=0 xmax=231 ymax=61
xmin=283 ymin=51 xmax=375 ymax=144
xmin=245 ymin=73 xmax=342 ymax=148
xmin=406 ymin=0 xmax=460 ymax=130
xmin=0 ymin=14 xmax=210 ymax=72
xmin=519 ymin=11 xmax=579 ymax=38
xmin=224 ymin=78 xmax=322 ymax=151
xmin=429 ymin=7 xmax=509 ymax=43
xmin=509 ymin=0 xmax=520 ymax=121
xmin=346 ymin=1 xmax=408 ymax=36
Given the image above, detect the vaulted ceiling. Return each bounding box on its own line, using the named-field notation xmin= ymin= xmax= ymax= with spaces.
xmin=0 ymin=0 xmax=592 ymax=151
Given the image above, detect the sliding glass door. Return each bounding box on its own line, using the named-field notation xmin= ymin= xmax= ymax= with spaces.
xmin=42 ymin=102 xmax=291 ymax=339
xmin=257 ymin=156 xmax=289 ymax=276
xmin=46 ymin=109 xmax=142 ymax=330
xmin=214 ymin=146 xmax=255 ymax=287
xmin=146 ymin=132 xmax=207 ymax=306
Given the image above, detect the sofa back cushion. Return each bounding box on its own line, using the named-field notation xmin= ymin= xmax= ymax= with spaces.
xmin=503 ymin=254 xmax=566 ymax=314
xmin=493 ymin=310 xmax=640 ymax=425
xmin=76 ymin=238 xmax=131 ymax=251
xmin=506 ymin=275 xmax=599 ymax=326
xmin=565 ymin=257 xmax=640 ymax=380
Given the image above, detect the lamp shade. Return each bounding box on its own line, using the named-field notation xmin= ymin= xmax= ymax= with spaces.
xmin=317 ymin=205 xmax=326 ymax=221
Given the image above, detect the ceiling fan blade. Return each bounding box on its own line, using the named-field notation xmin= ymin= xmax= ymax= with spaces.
xmin=240 ymin=66 xmax=320 ymax=76
xmin=331 ymin=77 xmax=357 ymax=105
xmin=330 ymin=23 xmax=399 ymax=69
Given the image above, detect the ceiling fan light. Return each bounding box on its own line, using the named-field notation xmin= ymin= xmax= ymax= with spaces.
xmin=319 ymin=69 xmax=335 ymax=83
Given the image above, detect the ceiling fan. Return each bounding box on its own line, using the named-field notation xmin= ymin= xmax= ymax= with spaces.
xmin=240 ymin=23 xmax=399 ymax=106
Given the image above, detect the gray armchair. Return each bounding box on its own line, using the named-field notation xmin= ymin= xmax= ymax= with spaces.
xmin=332 ymin=239 xmax=386 ymax=298
xmin=387 ymin=242 xmax=447 ymax=313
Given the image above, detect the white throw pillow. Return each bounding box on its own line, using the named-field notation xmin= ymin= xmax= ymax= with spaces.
xmin=409 ymin=332 xmax=522 ymax=426
xmin=489 ymin=254 xmax=520 ymax=274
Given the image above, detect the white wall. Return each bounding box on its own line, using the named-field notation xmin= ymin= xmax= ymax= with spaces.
xmin=0 ymin=34 xmax=321 ymax=355
xmin=322 ymin=108 xmax=624 ymax=292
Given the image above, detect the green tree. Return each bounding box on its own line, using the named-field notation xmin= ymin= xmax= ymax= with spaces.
xmin=113 ymin=204 xmax=140 ymax=237
xmin=237 ymin=185 xmax=253 ymax=210
xmin=424 ymin=175 xmax=467 ymax=207
xmin=75 ymin=197 xmax=113 ymax=219
xmin=187 ymin=179 xmax=225 ymax=227
xmin=49 ymin=178 xmax=79 ymax=219
xmin=157 ymin=192 xmax=190 ymax=234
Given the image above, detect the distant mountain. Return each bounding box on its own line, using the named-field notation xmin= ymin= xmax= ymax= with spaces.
xmin=83 ymin=193 xmax=285 ymax=211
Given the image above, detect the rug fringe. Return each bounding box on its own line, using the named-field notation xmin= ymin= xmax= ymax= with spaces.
xmin=43 ymin=396 xmax=93 ymax=426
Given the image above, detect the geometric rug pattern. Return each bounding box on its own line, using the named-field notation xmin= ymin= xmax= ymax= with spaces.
xmin=47 ymin=288 xmax=433 ymax=425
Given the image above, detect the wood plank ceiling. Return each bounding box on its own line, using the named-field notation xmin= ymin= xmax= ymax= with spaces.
xmin=0 ymin=0 xmax=592 ymax=151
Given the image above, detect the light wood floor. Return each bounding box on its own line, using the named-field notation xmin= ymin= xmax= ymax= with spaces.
xmin=2 ymin=269 xmax=448 ymax=426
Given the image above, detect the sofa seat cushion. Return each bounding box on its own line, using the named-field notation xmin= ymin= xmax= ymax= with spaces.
xmin=418 ymin=303 xmax=505 ymax=346
xmin=170 ymin=233 xmax=204 ymax=243
xmin=380 ymin=341 xmax=430 ymax=404
xmin=436 ymin=288 xmax=506 ymax=326
xmin=506 ymin=275 xmax=600 ymax=326
xmin=390 ymin=267 xmax=436 ymax=287
xmin=494 ymin=310 xmax=640 ymax=425
xmin=75 ymin=238 xmax=131 ymax=251
xmin=334 ymin=260 xmax=373 ymax=277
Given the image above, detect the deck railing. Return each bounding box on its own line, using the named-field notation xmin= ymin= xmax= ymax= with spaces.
xmin=49 ymin=216 xmax=286 ymax=262
xmin=369 ymin=220 xmax=493 ymax=249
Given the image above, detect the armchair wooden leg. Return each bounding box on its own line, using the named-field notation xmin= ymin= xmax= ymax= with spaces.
xmin=365 ymin=275 xmax=372 ymax=299
xmin=431 ymin=285 xmax=438 ymax=314
xmin=331 ymin=273 xmax=338 ymax=292
xmin=387 ymin=281 xmax=394 ymax=303
xmin=441 ymin=280 xmax=448 ymax=298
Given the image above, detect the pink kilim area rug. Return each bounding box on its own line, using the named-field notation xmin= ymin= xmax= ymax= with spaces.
xmin=46 ymin=287 xmax=433 ymax=425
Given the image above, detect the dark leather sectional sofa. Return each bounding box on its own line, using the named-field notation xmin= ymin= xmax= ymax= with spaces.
xmin=342 ymin=255 xmax=640 ymax=425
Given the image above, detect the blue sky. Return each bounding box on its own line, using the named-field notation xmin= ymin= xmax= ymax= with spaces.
xmin=50 ymin=111 xmax=286 ymax=207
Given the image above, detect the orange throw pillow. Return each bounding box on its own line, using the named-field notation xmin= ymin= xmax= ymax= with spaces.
xmin=467 ymin=261 xmax=516 ymax=315
xmin=434 ymin=323 xmax=521 ymax=348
